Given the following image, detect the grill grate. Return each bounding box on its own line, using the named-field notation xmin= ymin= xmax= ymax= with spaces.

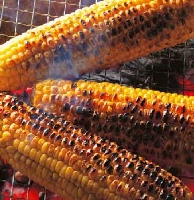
xmin=0 ymin=0 xmax=194 ymax=199
xmin=0 ymin=0 xmax=100 ymax=42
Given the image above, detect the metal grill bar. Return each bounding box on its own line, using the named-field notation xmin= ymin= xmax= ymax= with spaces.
xmin=0 ymin=0 xmax=5 ymax=29
xmin=0 ymin=0 xmax=194 ymax=199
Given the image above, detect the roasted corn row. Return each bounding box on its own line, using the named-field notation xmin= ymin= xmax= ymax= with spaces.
xmin=0 ymin=93 xmax=193 ymax=200
xmin=32 ymin=79 xmax=194 ymax=171
xmin=0 ymin=0 xmax=194 ymax=91
xmin=33 ymin=79 xmax=194 ymax=118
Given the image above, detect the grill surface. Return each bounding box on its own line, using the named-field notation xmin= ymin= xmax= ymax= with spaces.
xmin=0 ymin=0 xmax=194 ymax=199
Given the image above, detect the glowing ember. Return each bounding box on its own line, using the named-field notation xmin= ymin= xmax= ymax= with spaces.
xmin=179 ymin=78 xmax=194 ymax=96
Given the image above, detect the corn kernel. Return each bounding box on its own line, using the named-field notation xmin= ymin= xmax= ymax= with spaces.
xmin=36 ymin=165 xmax=43 ymax=177
xmin=39 ymin=154 xmax=48 ymax=166
xmin=77 ymin=187 xmax=85 ymax=199
xmin=18 ymin=141 xmax=26 ymax=154
xmin=26 ymin=158 xmax=32 ymax=166
xmin=65 ymin=166 xmax=74 ymax=181
xmin=81 ymin=175 xmax=89 ymax=188
xmin=55 ymin=161 xmax=64 ymax=173
xmin=6 ymin=146 xmax=15 ymax=153
xmin=66 ymin=182 xmax=75 ymax=195
xmin=34 ymin=151 xmax=42 ymax=163
xmin=44 ymin=157 xmax=52 ymax=169
xmin=13 ymin=139 xmax=20 ymax=149
xmin=29 ymin=148 xmax=37 ymax=160
xmin=50 ymin=158 xmax=58 ymax=172
xmin=41 ymin=141 xmax=50 ymax=153
xmin=23 ymin=145 xmax=31 ymax=157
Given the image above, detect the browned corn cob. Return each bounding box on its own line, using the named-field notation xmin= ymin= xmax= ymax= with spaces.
xmin=0 ymin=0 xmax=194 ymax=91
xmin=0 ymin=93 xmax=193 ymax=200
xmin=32 ymin=79 xmax=194 ymax=172
xmin=33 ymin=79 xmax=194 ymax=118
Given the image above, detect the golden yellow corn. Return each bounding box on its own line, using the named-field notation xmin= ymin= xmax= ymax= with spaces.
xmin=32 ymin=79 xmax=194 ymax=171
xmin=0 ymin=0 xmax=194 ymax=91
xmin=33 ymin=79 xmax=194 ymax=115
xmin=0 ymin=93 xmax=193 ymax=199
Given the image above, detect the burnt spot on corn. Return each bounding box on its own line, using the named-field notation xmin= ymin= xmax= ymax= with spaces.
xmin=163 ymin=110 xmax=169 ymax=123
xmin=126 ymin=19 xmax=133 ymax=27
xmin=110 ymin=28 xmax=117 ymax=36
xmin=99 ymin=33 xmax=108 ymax=43
xmin=145 ymin=21 xmax=152 ymax=29
xmin=79 ymin=31 xmax=85 ymax=40
xmin=155 ymin=111 xmax=162 ymax=120
xmin=31 ymin=123 xmax=40 ymax=130
xmin=146 ymin=28 xmax=158 ymax=40
xmin=129 ymin=31 xmax=134 ymax=39
xmin=53 ymin=44 xmax=74 ymax=67
xmin=131 ymin=105 xmax=138 ymax=114
xmin=61 ymin=103 xmax=70 ymax=112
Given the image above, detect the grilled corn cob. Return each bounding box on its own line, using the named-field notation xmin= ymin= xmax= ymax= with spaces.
xmin=33 ymin=79 xmax=194 ymax=117
xmin=0 ymin=0 xmax=194 ymax=91
xmin=0 ymin=93 xmax=193 ymax=200
xmin=32 ymin=79 xmax=194 ymax=171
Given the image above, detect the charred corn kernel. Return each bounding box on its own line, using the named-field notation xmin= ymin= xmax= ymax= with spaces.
xmin=32 ymin=79 xmax=194 ymax=172
xmin=0 ymin=94 xmax=193 ymax=199
xmin=0 ymin=0 xmax=194 ymax=91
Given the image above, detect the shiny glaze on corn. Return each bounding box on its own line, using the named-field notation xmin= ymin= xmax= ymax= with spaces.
xmin=32 ymin=79 xmax=194 ymax=171
xmin=0 ymin=93 xmax=194 ymax=200
xmin=0 ymin=0 xmax=194 ymax=91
